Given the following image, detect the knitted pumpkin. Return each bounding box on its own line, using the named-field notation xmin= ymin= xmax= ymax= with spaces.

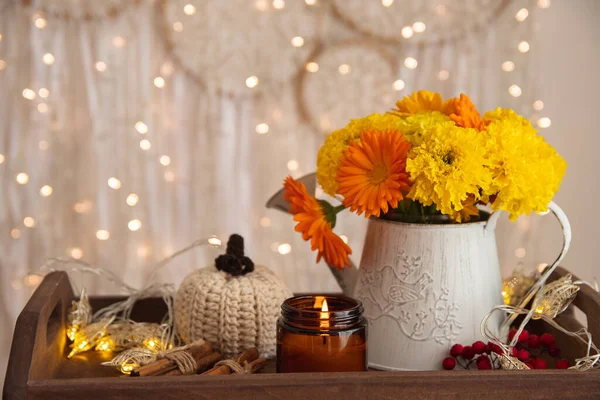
xmin=175 ymin=234 xmax=292 ymax=358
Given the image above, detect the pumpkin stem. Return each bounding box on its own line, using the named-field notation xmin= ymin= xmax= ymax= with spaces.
xmin=215 ymin=234 xmax=254 ymax=276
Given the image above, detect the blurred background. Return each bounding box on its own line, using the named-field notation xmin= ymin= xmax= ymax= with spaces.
xmin=1 ymin=0 xmax=598 ymax=384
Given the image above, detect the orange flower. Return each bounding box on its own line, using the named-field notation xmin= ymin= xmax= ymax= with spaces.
xmin=283 ymin=177 xmax=352 ymax=269
xmin=336 ymin=130 xmax=411 ymax=218
xmin=392 ymin=90 xmax=454 ymax=116
xmin=447 ymin=94 xmax=487 ymax=130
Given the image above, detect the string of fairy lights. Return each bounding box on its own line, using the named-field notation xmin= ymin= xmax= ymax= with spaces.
xmin=0 ymin=0 xmax=554 ymax=289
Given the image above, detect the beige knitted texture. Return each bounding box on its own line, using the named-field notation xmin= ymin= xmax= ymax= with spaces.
xmin=175 ymin=265 xmax=293 ymax=358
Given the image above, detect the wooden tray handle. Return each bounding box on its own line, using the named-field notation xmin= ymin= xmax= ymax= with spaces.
xmin=550 ymin=266 xmax=600 ymax=343
xmin=3 ymin=271 xmax=75 ymax=400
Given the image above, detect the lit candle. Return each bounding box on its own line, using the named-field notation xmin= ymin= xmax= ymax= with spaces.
xmin=277 ymin=295 xmax=367 ymax=372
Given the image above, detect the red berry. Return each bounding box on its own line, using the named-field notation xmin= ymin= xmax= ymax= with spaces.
xmin=511 ymin=347 xmax=519 ymax=357
xmin=548 ymin=345 xmax=561 ymax=358
xmin=477 ymin=357 xmax=493 ymax=370
xmin=488 ymin=342 xmax=503 ymax=355
xmin=442 ymin=357 xmax=456 ymax=370
xmin=540 ymin=333 xmax=555 ymax=347
xmin=508 ymin=329 xmax=517 ymax=341
xmin=450 ymin=344 xmax=464 ymax=358
xmin=483 ymin=344 xmax=490 ymax=354
xmin=534 ymin=358 xmax=548 ymax=369
xmin=462 ymin=346 xmax=475 ymax=360
xmin=517 ymin=330 xmax=530 ymax=343
xmin=528 ymin=334 xmax=540 ymax=348
xmin=472 ymin=341 xmax=486 ymax=354
xmin=525 ymin=362 xmax=535 ymax=369
xmin=555 ymin=359 xmax=570 ymax=369
xmin=517 ymin=349 xmax=530 ymax=362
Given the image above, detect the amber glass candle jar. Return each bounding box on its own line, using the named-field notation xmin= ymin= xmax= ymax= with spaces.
xmin=277 ymin=295 xmax=367 ymax=373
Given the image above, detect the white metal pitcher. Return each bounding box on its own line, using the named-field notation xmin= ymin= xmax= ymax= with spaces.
xmin=267 ymin=173 xmax=571 ymax=371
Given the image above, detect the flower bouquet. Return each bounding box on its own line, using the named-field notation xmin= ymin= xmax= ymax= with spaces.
xmin=276 ymin=90 xmax=569 ymax=370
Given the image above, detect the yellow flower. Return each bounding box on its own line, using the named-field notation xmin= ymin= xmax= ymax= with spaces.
xmin=483 ymin=108 xmax=567 ymax=220
xmin=392 ymin=111 xmax=454 ymax=146
xmin=392 ymin=90 xmax=454 ymax=116
xmin=316 ymin=113 xmax=404 ymax=196
xmin=407 ymin=124 xmax=492 ymax=220
xmin=336 ymin=129 xmax=411 ymax=218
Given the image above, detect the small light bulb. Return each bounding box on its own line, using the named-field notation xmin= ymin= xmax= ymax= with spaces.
xmin=183 ymin=4 xmax=196 ymax=15
xmin=502 ymin=61 xmax=515 ymax=72
xmin=401 ymin=26 xmax=414 ymax=39
xmin=173 ymin=22 xmax=183 ymax=32
xmin=126 ymin=193 xmax=139 ymax=206
xmin=96 ymin=230 xmax=110 ymax=240
xmin=208 ymin=236 xmax=222 ymax=246
xmin=40 ymin=185 xmax=53 ymax=197
xmin=514 ymin=247 xmax=526 ymax=258
xmin=24 ymin=274 xmax=43 ymax=287
xmin=533 ymin=100 xmax=544 ymax=111
xmin=16 ymin=172 xmax=29 ymax=184
xmin=340 ymin=235 xmax=348 ymax=244
xmin=256 ymin=123 xmax=269 ymax=134
xmin=381 ymin=0 xmax=393 ymax=6
xmin=0 ymin=154 xmax=4 ymax=163
xmin=306 ymin=62 xmax=319 ymax=72
xmin=73 ymin=200 xmax=93 ymax=214
xmin=0 ymin=60 xmax=6 ymax=70
xmin=305 ymin=0 xmax=316 ymax=5
xmin=22 ymin=89 xmax=36 ymax=100
xmin=438 ymin=70 xmax=449 ymax=80
xmin=43 ymin=53 xmax=55 ymax=65
xmin=259 ymin=217 xmax=271 ymax=227
xmin=137 ymin=246 xmax=149 ymax=258
xmin=278 ymin=243 xmax=292 ymax=255
xmin=515 ymin=8 xmax=529 ymax=21
xmin=135 ymin=121 xmax=148 ymax=134
xmin=273 ymin=0 xmax=285 ymax=9
xmin=108 ymin=177 xmax=122 ymax=189
xmin=161 ymin=62 xmax=174 ymax=76
xmin=37 ymin=103 xmax=48 ymax=113
xmin=404 ymin=57 xmax=417 ymax=69
xmin=537 ymin=0 xmax=551 ymax=9
xmin=24 ymin=217 xmax=36 ymax=228
xmin=338 ymin=64 xmax=351 ymax=75
xmin=39 ymin=88 xmax=49 ymax=98
xmin=164 ymin=171 xmax=175 ymax=182
xmin=508 ymin=84 xmax=522 ymax=97
xmin=291 ymin=36 xmax=304 ymax=47
xmin=412 ymin=21 xmax=426 ymax=33
xmin=393 ymin=79 xmax=405 ymax=91
xmin=128 ymin=219 xmax=142 ymax=231
xmin=112 ymin=36 xmax=126 ymax=48
xmin=95 ymin=61 xmax=107 ymax=72
xmin=537 ymin=117 xmax=551 ymax=128
xmin=160 ymin=155 xmax=171 ymax=166
xmin=537 ymin=263 xmax=549 ymax=273
xmin=518 ymin=41 xmax=530 ymax=53
xmin=70 ymin=248 xmax=83 ymax=259
xmin=246 ymin=76 xmax=259 ymax=88
xmin=255 ymin=0 xmax=269 ymax=10
xmin=287 ymin=159 xmax=299 ymax=171
xmin=140 ymin=139 xmax=151 ymax=150
xmin=11 ymin=228 xmax=21 ymax=239
xmin=34 ymin=17 xmax=47 ymax=29
xmin=154 ymin=77 xmax=165 ymax=88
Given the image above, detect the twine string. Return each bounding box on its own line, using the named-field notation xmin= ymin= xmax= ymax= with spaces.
xmin=213 ymin=359 xmax=253 ymax=374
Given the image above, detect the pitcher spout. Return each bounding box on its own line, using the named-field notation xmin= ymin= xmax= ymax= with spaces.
xmin=266 ymin=173 xmax=359 ymax=295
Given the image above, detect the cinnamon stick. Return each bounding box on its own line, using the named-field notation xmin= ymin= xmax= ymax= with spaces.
xmin=166 ymin=351 xmax=222 ymax=376
xmin=131 ymin=340 xmax=211 ymax=377
xmin=248 ymin=357 xmax=268 ymax=373
xmin=201 ymin=347 xmax=259 ymax=376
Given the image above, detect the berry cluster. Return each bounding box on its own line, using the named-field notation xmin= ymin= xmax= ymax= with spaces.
xmin=442 ymin=329 xmax=570 ymax=370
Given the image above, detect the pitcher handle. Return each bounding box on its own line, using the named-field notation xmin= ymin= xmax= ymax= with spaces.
xmin=499 ymin=201 xmax=572 ymax=329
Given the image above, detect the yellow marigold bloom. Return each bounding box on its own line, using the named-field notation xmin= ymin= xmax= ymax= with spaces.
xmin=407 ymin=124 xmax=492 ymax=220
xmin=392 ymin=90 xmax=454 ymax=116
xmin=392 ymin=111 xmax=454 ymax=146
xmin=336 ymin=129 xmax=411 ymax=218
xmin=316 ymin=113 xmax=404 ymax=196
xmin=483 ymin=108 xmax=567 ymax=220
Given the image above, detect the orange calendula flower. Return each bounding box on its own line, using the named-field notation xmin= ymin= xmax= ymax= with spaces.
xmin=447 ymin=94 xmax=487 ymax=131
xmin=283 ymin=177 xmax=352 ymax=269
xmin=392 ymin=90 xmax=454 ymax=116
xmin=336 ymin=130 xmax=411 ymax=218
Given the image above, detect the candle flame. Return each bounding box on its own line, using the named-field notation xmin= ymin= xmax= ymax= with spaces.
xmin=321 ymin=299 xmax=328 ymax=313
xmin=320 ymin=299 xmax=330 ymax=330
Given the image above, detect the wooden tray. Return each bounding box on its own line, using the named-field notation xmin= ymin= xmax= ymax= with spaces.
xmin=4 ymin=267 xmax=600 ymax=399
